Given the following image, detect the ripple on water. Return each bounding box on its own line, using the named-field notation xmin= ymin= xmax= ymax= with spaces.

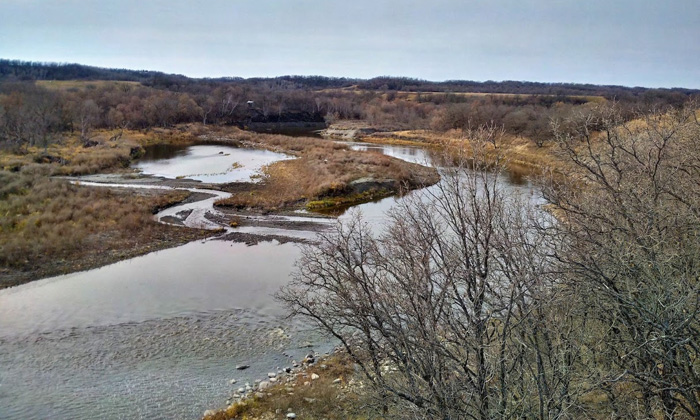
xmin=0 ymin=309 xmax=331 ymax=419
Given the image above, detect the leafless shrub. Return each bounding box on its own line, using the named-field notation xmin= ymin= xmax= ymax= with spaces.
xmin=279 ymin=137 xmax=579 ymax=419
xmin=545 ymin=103 xmax=700 ymax=418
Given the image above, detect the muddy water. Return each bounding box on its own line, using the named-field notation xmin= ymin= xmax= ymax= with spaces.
xmin=0 ymin=141 xmax=537 ymax=419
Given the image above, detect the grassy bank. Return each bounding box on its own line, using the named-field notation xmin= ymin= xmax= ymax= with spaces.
xmin=203 ymin=353 xmax=380 ymax=420
xmin=0 ymin=165 xmax=209 ymax=288
xmin=0 ymin=127 xmax=221 ymax=287
xmin=324 ymin=121 xmax=562 ymax=178
xmin=173 ymin=125 xmax=441 ymax=212
xmin=0 ymin=124 xmax=439 ymax=286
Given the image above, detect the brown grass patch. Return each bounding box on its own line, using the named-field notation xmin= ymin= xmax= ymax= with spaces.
xmin=216 ymin=144 xmax=438 ymax=211
xmin=203 ymin=353 xmax=376 ymax=420
xmin=35 ymin=80 xmax=142 ymax=91
xmin=0 ymin=166 xmax=209 ymax=288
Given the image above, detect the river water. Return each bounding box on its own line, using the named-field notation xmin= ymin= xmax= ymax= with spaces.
xmin=0 ymin=140 xmax=535 ymax=419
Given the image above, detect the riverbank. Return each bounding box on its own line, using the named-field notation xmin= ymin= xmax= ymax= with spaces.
xmin=202 ymin=351 xmax=376 ymax=420
xmin=0 ymin=124 xmax=439 ymax=287
xmin=322 ymin=120 xmax=561 ymax=177
xmin=0 ymin=176 xmax=211 ymax=288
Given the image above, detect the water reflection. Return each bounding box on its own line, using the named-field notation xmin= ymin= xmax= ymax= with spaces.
xmin=0 ymin=241 xmax=300 ymax=338
xmin=0 ymin=139 xmax=541 ymax=419
xmin=346 ymin=142 xmax=435 ymax=166
xmin=135 ymin=144 xmax=293 ymax=183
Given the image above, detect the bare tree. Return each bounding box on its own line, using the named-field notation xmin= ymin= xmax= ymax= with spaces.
xmin=280 ymin=138 xmax=575 ymax=419
xmin=545 ymin=103 xmax=700 ymax=419
xmin=75 ymin=99 xmax=100 ymax=145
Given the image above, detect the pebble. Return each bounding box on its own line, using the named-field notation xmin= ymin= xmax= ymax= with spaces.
xmin=237 ymin=387 xmax=245 ymax=394
xmin=203 ymin=409 xmax=216 ymax=417
xmin=311 ymin=373 xmax=320 ymax=380
xmin=287 ymin=413 xmax=297 ymax=419
xmin=258 ymin=381 xmax=271 ymax=390
xmin=229 ymin=379 xmax=237 ymax=384
xmin=333 ymin=378 xmax=342 ymax=384
xmin=269 ymin=377 xmax=278 ymax=382
xmin=268 ymin=372 xmax=277 ymax=378
xmin=236 ymin=364 xmax=250 ymax=370
xmin=255 ymin=392 xmax=265 ymax=399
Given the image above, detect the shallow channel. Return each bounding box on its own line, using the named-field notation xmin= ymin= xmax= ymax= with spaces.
xmin=135 ymin=144 xmax=293 ymax=183
xmin=0 ymin=139 xmax=537 ymax=419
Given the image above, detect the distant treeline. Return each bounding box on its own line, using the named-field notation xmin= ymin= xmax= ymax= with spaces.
xmin=3 ymin=59 xmax=698 ymax=99
xmin=1 ymin=58 xmax=698 ymax=151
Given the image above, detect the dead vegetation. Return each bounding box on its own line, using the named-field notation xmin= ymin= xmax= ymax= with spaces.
xmin=0 ymin=165 xmax=208 ymax=288
xmin=0 ymin=123 xmax=439 ymax=285
xmin=175 ymin=125 xmax=441 ymax=211
xmin=203 ymin=353 xmax=380 ymax=420
xmin=216 ymin=146 xmax=437 ymax=211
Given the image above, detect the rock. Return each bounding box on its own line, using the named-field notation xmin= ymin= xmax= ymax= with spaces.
xmin=255 ymin=392 xmax=265 ymax=399
xmin=304 ymin=397 xmax=317 ymax=403
xmin=229 ymin=378 xmax=237 ymax=384
xmin=268 ymin=372 xmax=277 ymax=378
xmin=303 ymin=381 xmax=310 ymax=386
xmin=237 ymin=387 xmax=245 ymax=394
xmin=320 ymin=364 xmax=328 ymax=369
xmin=236 ymin=364 xmax=250 ymax=370
xmin=333 ymin=378 xmax=342 ymax=384
xmin=258 ymin=381 xmax=271 ymax=390
xmin=311 ymin=373 xmax=320 ymax=380
xmin=203 ymin=409 xmax=217 ymax=417
xmin=287 ymin=413 xmax=297 ymax=419
xmin=284 ymin=367 xmax=292 ymax=373
xmin=269 ymin=377 xmax=278 ymax=382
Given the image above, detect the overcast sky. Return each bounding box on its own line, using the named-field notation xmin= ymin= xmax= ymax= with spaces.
xmin=1 ymin=0 xmax=698 ymax=88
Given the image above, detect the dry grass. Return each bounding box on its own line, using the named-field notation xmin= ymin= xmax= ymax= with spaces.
xmin=0 ymin=166 xmax=208 ymax=288
xmin=366 ymin=128 xmax=563 ymax=178
xmin=215 ymin=140 xmax=438 ymax=211
xmin=35 ymin=80 xmax=141 ymax=91
xmin=203 ymin=354 xmax=378 ymax=420
xmin=317 ymin=88 xmax=606 ymax=103
xmin=0 ymin=132 xmax=141 ymax=175
xmin=133 ymin=124 xmax=441 ymax=211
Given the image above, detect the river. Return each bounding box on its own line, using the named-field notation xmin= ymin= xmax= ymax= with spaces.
xmin=0 ymin=140 xmax=535 ymax=419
